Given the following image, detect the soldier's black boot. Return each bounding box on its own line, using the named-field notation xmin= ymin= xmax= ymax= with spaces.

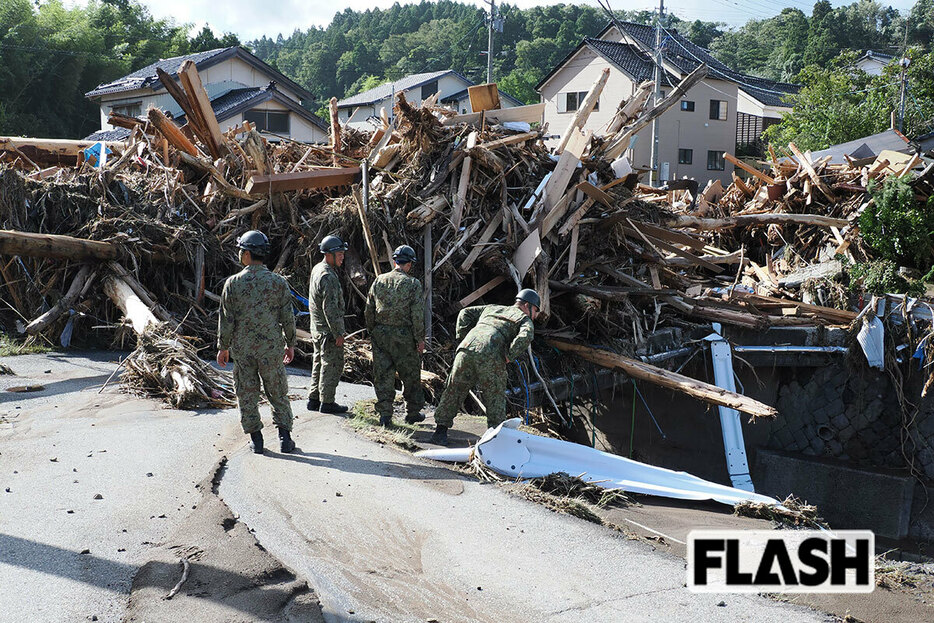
xmin=320 ymin=402 xmax=348 ymax=414
xmin=278 ymin=427 xmax=296 ymax=453
xmin=379 ymin=414 xmax=393 ymax=427
xmin=306 ymin=397 xmax=320 ymax=411
xmin=405 ymin=412 xmax=426 ymax=424
xmin=428 ymin=425 xmax=448 ymax=446
xmin=249 ymin=431 xmax=264 ymax=454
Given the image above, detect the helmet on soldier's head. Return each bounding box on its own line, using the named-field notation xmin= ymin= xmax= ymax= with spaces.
xmin=516 ymin=288 xmax=541 ymax=310
xmin=319 ymin=235 xmax=348 ymax=254
xmin=392 ymin=245 xmax=417 ymax=264
xmin=236 ymin=230 xmax=269 ymax=256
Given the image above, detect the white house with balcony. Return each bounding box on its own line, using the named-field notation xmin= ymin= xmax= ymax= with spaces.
xmin=84 ymin=46 xmax=328 ymax=143
xmin=336 ymin=70 xmax=523 ymax=130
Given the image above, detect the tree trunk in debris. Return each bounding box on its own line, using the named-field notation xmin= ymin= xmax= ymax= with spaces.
xmin=0 ymin=230 xmax=118 ymax=261
xmin=104 ymin=276 xmax=159 ymax=335
xmin=547 ymin=339 xmax=778 ymax=420
xmin=25 ymin=265 xmax=93 ymax=335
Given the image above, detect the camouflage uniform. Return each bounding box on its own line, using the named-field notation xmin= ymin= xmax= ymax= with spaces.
xmin=218 ymin=265 xmax=295 ymax=434
xmin=365 ymin=267 xmax=425 ymax=421
xmin=308 ymin=260 xmax=346 ymax=404
xmin=434 ymin=304 xmax=534 ymax=428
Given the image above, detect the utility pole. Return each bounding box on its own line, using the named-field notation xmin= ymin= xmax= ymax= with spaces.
xmin=480 ymin=0 xmax=497 ymax=84
xmin=649 ymin=0 xmax=664 ymax=186
xmin=897 ymin=57 xmax=909 ymax=132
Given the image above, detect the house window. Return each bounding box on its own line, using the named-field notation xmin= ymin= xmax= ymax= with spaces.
xmin=556 ymin=91 xmax=598 ymax=113
xmin=421 ymin=80 xmax=439 ymax=100
xmin=709 ymin=99 xmax=728 ymax=121
xmin=707 ymin=150 xmax=725 ymax=171
xmin=244 ymin=109 xmax=290 ymax=134
xmin=680 ymin=100 xmax=695 ymax=112
xmin=110 ymin=102 xmax=142 ymax=118
xmin=678 ymin=149 xmax=693 ymax=165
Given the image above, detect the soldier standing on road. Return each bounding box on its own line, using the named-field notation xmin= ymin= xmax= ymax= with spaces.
xmin=428 ymin=289 xmax=541 ymax=445
xmin=307 ymin=235 xmax=349 ymax=414
xmin=365 ymin=245 xmax=426 ymax=427
xmin=217 ymin=230 xmax=297 ymax=455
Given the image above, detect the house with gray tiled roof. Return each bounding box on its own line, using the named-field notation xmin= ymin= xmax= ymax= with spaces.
xmin=336 ymin=70 xmax=523 ymax=130
xmin=85 ymin=46 xmax=328 ymax=143
xmin=536 ymin=22 xmax=800 ymax=184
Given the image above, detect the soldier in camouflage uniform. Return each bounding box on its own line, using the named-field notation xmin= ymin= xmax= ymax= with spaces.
xmin=217 ymin=230 xmax=296 ymax=454
xmin=365 ymin=245 xmax=426 ymax=427
xmin=307 ymin=235 xmax=349 ymax=414
xmin=429 ymin=289 xmax=541 ymax=445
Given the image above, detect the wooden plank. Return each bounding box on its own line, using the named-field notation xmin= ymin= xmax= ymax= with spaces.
xmin=730 ymin=291 xmax=856 ymax=324
xmin=640 ymin=230 xmax=724 ymax=273
xmin=555 ymin=67 xmax=609 ymax=155
xmin=147 ymin=107 xmax=199 ymax=157
xmin=577 ymin=181 xmax=614 ymax=208
xmin=788 ymin=142 xmax=835 ymax=202
xmin=424 ymin=224 xmax=433 ymax=340
xmin=724 ymin=152 xmax=775 ymax=185
xmin=557 ymin=198 xmax=594 ymax=237
xmin=540 ymin=128 xmax=590 ymax=229
xmin=434 ymin=220 xmax=481 ymax=271
xmin=460 ymin=211 xmax=504 ymax=271
xmin=155 ymin=67 xmax=211 ymax=147
xmin=244 ymin=167 xmax=361 ymax=194
xmin=549 ymin=339 xmax=777 ymax=419
xmin=479 ymin=131 xmax=539 ymax=150
xmin=732 ymin=171 xmax=753 ymax=198
xmin=178 ymin=60 xmax=225 ymax=159
xmin=567 ymin=225 xmax=580 ymax=279
xmin=441 ymin=103 xmax=545 ymax=127
xmin=512 ymin=228 xmax=542 ymax=278
xmin=352 ymin=186 xmax=381 ymax=277
xmin=467 ymin=84 xmax=501 ymax=112
xmin=0 ymin=230 xmax=118 ymax=261
xmin=458 ymin=275 xmax=506 ymax=309
xmin=452 ymin=131 xmax=477 ymax=230
xmin=628 ymin=219 xmax=706 ymax=251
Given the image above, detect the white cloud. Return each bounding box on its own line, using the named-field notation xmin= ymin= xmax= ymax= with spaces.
xmin=66 ymin=0 xmax=920 ymax=41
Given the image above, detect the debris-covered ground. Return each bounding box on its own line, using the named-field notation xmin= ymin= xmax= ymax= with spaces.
xmin=3 ymin=63 xmax=934 ymax=476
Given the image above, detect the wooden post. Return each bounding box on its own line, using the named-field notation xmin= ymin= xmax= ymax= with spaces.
xmin=329 ymin=97 xmax=342 ymax=165
xmin=452 ymin=131 xmax=477 ymax=230
xmin=177 ymin=60 xmax=225 ymax=159
xmin=548 ymin=339 xmax=778 ymax=420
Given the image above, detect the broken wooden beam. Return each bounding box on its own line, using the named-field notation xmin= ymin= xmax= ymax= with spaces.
xmin=25 ymin=265 xmax=94 ymax=335
xmin=148 ymin=107 xmax=200 ymax=157
xmin=548 ymin=339 xmax=778 ymax=420
xmin=244 ymin=167 xmax=361 ymax=194
xmin=452 ymin=131 xmax=477 ymax=230
xmin=663 ymin=214 xmax=849 ymax=230
xmin=0 ymin=230 xmax=118 ymax=261
xmin=555 ymin=68 xmax=609 ymax=155
xmin=177 ymin=60 xmax=225 ymax=159
xmin=0 ymin=137 xmax=126 ymax=166
xmin=459 ymin=275 xmax=506 ymax=309
xmin=724 ymin=152 xmax=775 ymax=185
xmin=460 ymin=211 xmax=504 ymax=271
xmin=329 ymin=96 xmax=342 ymax=165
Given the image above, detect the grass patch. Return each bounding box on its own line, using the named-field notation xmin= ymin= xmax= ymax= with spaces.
xmin=0 ymin=334 xmax=52 ymax=357
xmin=349 ymin=399 xmax=420 ymax=451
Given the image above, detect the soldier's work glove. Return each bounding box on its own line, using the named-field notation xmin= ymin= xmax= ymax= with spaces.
xmin=217 ymin=350 xmax=229 ymax=368
xmin=417 ymin=341 xmax=426 ymax=354
xmin=283 ymin=346 xmax=295 ymax=364
xmin=335 ymin=335 xmax=345 ymax=347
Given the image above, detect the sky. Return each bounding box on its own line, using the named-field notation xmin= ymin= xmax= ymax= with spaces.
xmin=67 ymin=0 xmax=920 ymax=42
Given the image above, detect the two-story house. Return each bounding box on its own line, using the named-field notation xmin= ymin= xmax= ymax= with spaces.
xmin=537 ymin=22 xmax=798 ymax=184
xmin=336 ymin=70 xmax=523 ymax=130
xmin=85 ymin=46 xmax=328 ymax=143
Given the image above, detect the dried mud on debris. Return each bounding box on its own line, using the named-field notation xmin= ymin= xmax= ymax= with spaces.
xmin=2 ymin=61 xmax=933 ymax=431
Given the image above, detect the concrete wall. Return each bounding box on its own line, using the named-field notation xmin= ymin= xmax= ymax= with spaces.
xmin=538 ymin=46 xmax=735 ymax=185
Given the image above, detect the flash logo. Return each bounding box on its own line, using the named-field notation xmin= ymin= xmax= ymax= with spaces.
xmin=687 ymin=530 xmax=874 ymax=593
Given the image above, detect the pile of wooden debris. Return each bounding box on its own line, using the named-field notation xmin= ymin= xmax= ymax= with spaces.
xmin=1 ymin=62 xmax=933 ymax=418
